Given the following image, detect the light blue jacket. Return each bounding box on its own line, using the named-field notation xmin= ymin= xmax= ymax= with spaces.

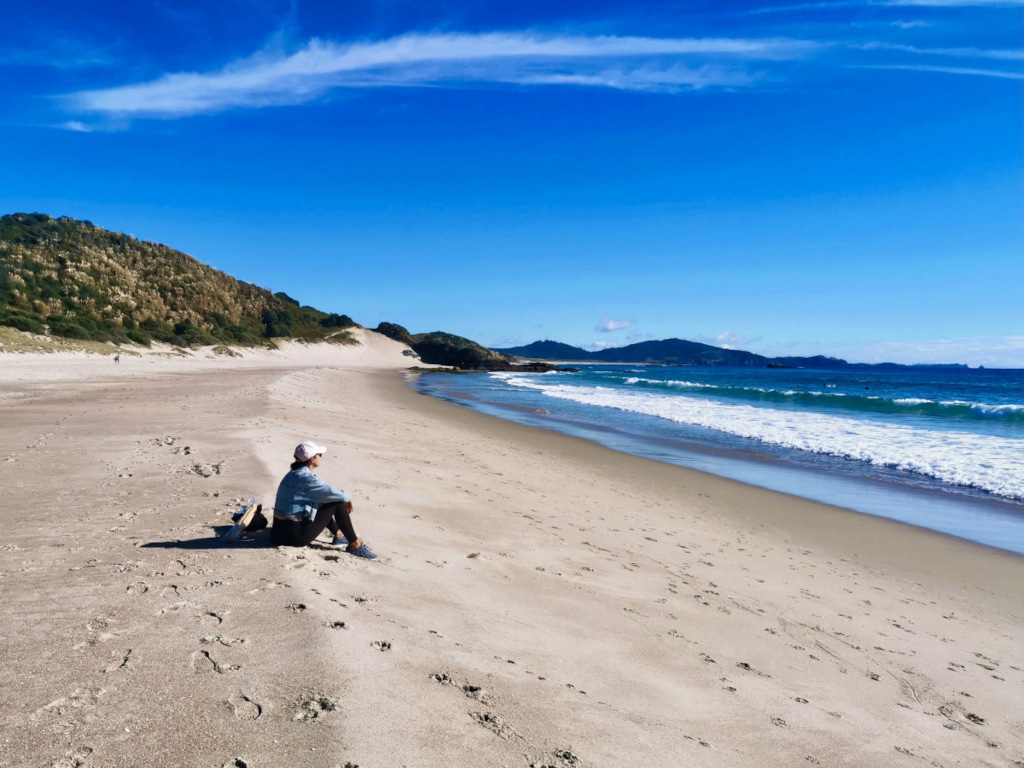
xmin=273 ymin=465 xmax=351 ymax=521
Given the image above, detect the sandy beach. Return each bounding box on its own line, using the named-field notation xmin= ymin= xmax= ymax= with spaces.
xmin=1 ymin=331 xmax=1021 ymax=768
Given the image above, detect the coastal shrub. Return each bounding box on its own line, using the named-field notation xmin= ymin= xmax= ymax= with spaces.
xmin=375 ymin=322 xmax=414 ymax=345
xmin=223 ymin=324 xmax=260 ymax=344
xmin=173 ymin=319 xmax=217 ymax=346
xmin=46 ymin=316 xmax=89 ymax=339
xmin=0 ymin=310 xmax=44 ymax=333
xmin=140 ymin=317 xmax=174 ymax=341
xmin=0 ymin=264 xmax=12 ymax=305
xmin=93 ymin=325 xmax=131 ymax=345
xmin=126 ymin=328 xmax=152 ymax=346
xmin=274 ymin=291 xmax=301 ymax=306
xmin=262 ymin=308 xmax=295 ymax=337
xmin=320 ymin=312 xmax=355 ymax=329
xmin=0 ymin=213 xmax=54 ymax=245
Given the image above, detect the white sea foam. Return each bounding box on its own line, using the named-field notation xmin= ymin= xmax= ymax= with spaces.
xmin=958 ymin=402 xmax=1023 ymax=415
xmin=615 ymin=378 xmax=1021 ymax=417
xmin=492 ymin=374 xmax=1024 ymax=500
xmin=622 ymin=376 xmax=715 ymax=389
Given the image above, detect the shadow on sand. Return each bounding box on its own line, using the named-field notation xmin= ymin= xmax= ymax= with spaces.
xmin=140 ymin=526 xmax=274 ymax=550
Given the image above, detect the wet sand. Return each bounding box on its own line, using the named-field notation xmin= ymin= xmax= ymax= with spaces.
xmin=1 ymin=332 xmax=1021 ymax=767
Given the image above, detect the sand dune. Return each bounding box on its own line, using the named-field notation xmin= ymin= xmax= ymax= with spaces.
xmin=1 ymin=336 xmax=1021 ymax=767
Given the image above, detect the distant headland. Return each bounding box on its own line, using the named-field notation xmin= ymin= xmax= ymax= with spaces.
xmin=493 ymin=339 xmax=972 ymax=370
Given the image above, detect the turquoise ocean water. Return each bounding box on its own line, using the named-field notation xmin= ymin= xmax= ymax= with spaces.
xmin=416 ymin=365 xmax=1024 ymax=554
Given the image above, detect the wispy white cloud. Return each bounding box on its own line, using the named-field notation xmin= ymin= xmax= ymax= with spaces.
xmin=63 ymin=31 xmax=821 ymax=120
xmin=750 ymin=0 xmax=1023 ymax=11
xmin=61 ymin=121 xmax=96 ymax=132
xmin=857 ymin=42 xmax=1024 ymax=59
xmin=597 ymin=316 xmax=634 ymax=332
xmin=748 ymin=0 xmax=1021 ymax=11
xmin=746 ymin=2 xmax=866 ymax=14
xmin=858 ymin=62 xmax=1024 ymax=77
xmin=0 ymin=40 xmax=113 ymax=70
xmin=881 ymin=0 xmax=1023 ymax=6
xmin=504 ymin=64 xmax=759 ymax=91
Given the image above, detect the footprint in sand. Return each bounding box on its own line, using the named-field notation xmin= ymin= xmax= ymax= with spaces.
xmin=470 ymin=711 xmax=517 ymax=740
xmin=189 ymin=461 xmax=223 ymax=478
xmin=104 ymin=649 xmax=132 ymax=673
xmin=247 ymin=579 xmax=289 ymax=594
xmin=736 ymin=661 xmax=771 ymax=678
xmin=191 ymin=650 xmax=240 ymax=674
xmin=293 ymin=693 xmax=340 ymax=721
xmin=462 ymin=684 xmax=493 ymax=703
xmin=228 ymin=694 xmax=263 ymax=721
xmin=157 ymin=602 xmax=188 ymax=616
xmin=201 ymin=635 xmax=248 ymax=647
xmin=33 ymin=688 xmax=105 ymax=720
xmin=48 ymin=746 xmax=94 ymax=768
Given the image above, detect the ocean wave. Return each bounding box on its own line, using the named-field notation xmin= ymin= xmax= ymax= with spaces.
xmin=603 ymin=376 xmax=1023 ymax=423
xmin=495 ymin=376 xmax=1024 ymax=501
xmin=622 ymin=376 xmax=716 ymax=389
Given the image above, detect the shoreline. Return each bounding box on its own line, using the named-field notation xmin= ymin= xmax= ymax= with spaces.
xmin=393 ymin=370 xmax=1023 ymax=584
xmin=1 ymin=346 xmax=1022 ymax=766
xmin=416 ymin=368 xmax=1024 ymax=554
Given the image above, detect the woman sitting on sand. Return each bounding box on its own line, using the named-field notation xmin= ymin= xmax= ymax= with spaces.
xmin=271 ymin=440 xmax=377 ymax=559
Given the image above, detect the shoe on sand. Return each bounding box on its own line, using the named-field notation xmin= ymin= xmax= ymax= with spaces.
xmin=331 ymin=536 xmax=348 ymax=547
xmin=346 ymin=543 xmax=377 ymax=560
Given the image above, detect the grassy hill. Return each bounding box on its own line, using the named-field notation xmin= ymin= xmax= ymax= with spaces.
xmin=0 ymin=213 xmax=356 ymax=347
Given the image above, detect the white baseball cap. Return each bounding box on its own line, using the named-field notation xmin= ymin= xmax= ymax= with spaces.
xmin=294 ymin=441 xmax=327 ymax=462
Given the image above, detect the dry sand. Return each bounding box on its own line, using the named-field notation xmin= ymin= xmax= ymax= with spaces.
xmin=1 ymin=330 xmax=1021 ymax=768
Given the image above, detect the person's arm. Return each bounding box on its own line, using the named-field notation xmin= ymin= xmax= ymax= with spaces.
xmin=306 ymin=473 xmax=351 ymax=505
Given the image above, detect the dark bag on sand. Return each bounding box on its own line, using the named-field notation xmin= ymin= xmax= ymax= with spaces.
xmin=245 ymin=506 xmax=268 ymax=532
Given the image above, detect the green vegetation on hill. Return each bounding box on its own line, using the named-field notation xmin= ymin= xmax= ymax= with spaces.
xmin=375 ymin=323 xmax=513 ymax=369
xmin=0 ymin=213 xmax=356 ymax=347
xmin=374 ymin=322 xmax=415 ymax=347
xmin=411 ymin=331 xmax=512 ymax=369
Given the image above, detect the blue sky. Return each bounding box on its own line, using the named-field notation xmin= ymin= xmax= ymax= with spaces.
xmin=2 ymin=0 xmax=1021 ymax=366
